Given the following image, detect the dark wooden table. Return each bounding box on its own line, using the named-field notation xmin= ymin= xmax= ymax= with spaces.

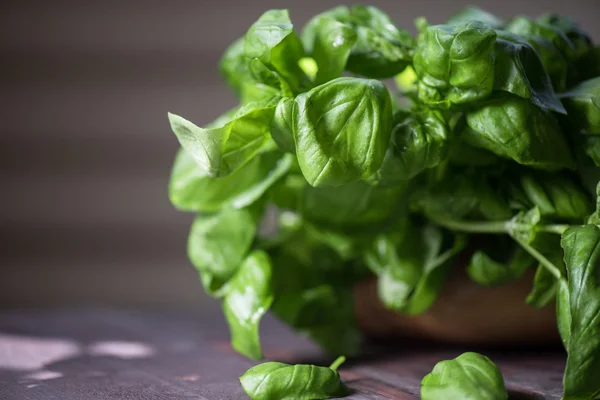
xmin=0 ymin=309 xmax=565 ymax=399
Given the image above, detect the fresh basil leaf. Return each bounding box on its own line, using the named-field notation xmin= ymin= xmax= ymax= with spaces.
xmin=526 ymin=264 xmax=558 ymax=308
xmin=519 ymin=172 xmax=592 ymax=220
xmin=170 ymin=150 xmax=291 ymax=212
xmin=467 ymin=247 xmax=533 ymax=286
xmin=301 ymin=180 xmax=407 ymax=228
xmin=447 ymin=141 xmax=500 ymax=167
xmin=462 ymin=94 xmax=575 ymax=170
xmin=240 ymin=58 xmax=291 ymax=106
xmin=507 ymin=207 xmax=541 ymax=244
xmin=560 ymin=225 xmax=600 ymax=399
xmin=304 ymin=17 xmax=357 ymax=84
xmin=188 ymin=208 xmax=257 ymax=296
xmin=560 ymin=77 xmax=600 ymax=135
xmin=169 ymin=103 xmax=276 ymax=178
xmin=421 ymin=352 xmax=508 ymax=400
xmin=270 ymin=97 xmax=295 ymax=152
xmin=583 ymin=136 xmax=600 ymax=167
xmin=294 ymin=77 xmax=393 ymax=187
xmin=446 ymin=7 xmax=504 ymax=29
xmin=370 ymin=108 xmax=449 ymax=184
xmin=240 ymin=356 xmax=348 ymax=400
xmin=222 ymin=250 xmax=273 ymax=360
xmin=244 ymin=9 xmax=309 ymax=93
xmin=414 ymin=21 xmax=497 ymax=107
xmin=493 ymin=30 xmax=566 ymax=114
xmin=366 ymin=222 xmax=466 ymax=315
xmin=556 ymin=278 xmax=572 ymax=349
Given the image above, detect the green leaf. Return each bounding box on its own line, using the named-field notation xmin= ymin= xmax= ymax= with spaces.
xmin=270 ymin=97 xmax=295 ymax=152
xmin=493 ymin=30 xmax=566 ymax=114
xmin=446 ymin=6 xmax=504 ymax=29
xmin=244 ymin=9 xmax=308 ymax=92
xmin=187 ymin=208 xmax=257 ymax=296
xmin=369 ymin=108 xmax=449 ymax=184
xmin=223 ymin=251 xmax=273 ymax=360
xmin=240 ymin=356 xmax=348 ymax=400
xmin=556 ymin=278 xmax=572 ymax=349
xmin=168 ymin=103 xmax=276 ymax=178
xmin=526 ymin=264 xmax=558 ymax=308
xmin=519 ymin=172 xmax=592 ymax=220
xmin=560 ymin=77 xmax=600 ymax=135
xmin=304 ymin=17 xmax=357 ymax=84
xmin=560 ymin=225 xmax=600 ymax=399
xmin=240 ymin=58 xmax=291 ymax=106
xmin=294 ymin=77 xmax=393 ymax=187
xmin=507 ymin=207 xmax=541 ymax=244
xmin=302 ymin=5 xmax=415 ymax=79
xmin=169 ymin=150 xmax=292 ymax=212
xmin=219 ymin=37 xmax=252 ymax=94
xmin=366 ymin=222 xmax=466 ymax=315
xmin=301 ymin=180 xmax=407 ymax=228
xmin=414 ymin=21 xmax=497 ymax=107
xmin=462 ymin=94 xmax=575 ymax=170
xmin=421 ymin=352 xmax=508 ymax=400
xmin=467 ymin=247 xmax=533 ymax=286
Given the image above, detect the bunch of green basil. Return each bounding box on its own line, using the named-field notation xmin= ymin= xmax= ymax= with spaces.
xmin=168 ymin=5 xmax=600 ymax=399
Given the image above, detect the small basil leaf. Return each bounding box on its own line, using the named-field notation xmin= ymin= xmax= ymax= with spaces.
xmin=462 ymin=94 xmax=575 ymax=170
xmin=556 ymin=278 xmax=572 ymax=349
xmin=507 ymin=207 xmax=541 ymax=244
xmin=520 ymin=173 xmax=592 ymax=221
xmin=301 ymin=180 xmax=407 ymax=228
xmin=559 ymin=77 xmax=600 ymax=135
xmin=294 ymin=77 xmax=393 ymax=187
xmin=169 ymin=103 xmax=276 ymax=178
xmin=244 ymin=9 xmax=308 ymax=93
xmin=240 ymin=58 xmax=291 ymax=106
xmin=446 ymin=7 xmax=504 ymax=29
xmin=370 ymin=108 xmax=449 ymax=184
xmin=421 ymin=352 xmax=508 ymax=400
xmin=223 ymin=251 xmax=273 ymax=360
xmin=240 ymin=356 xmax=348 ymax=400
xmin=493 ymin=30 xmax=566 ymax=114
xmin=271 ymin=97 xmax=296 ymax=152
xmin=526 ymin=264 xmax=558 ymax=308
xmin=467 ymin=247 xmax=533 ymax=286
xmin=305 ymin=17 xmax=357 ymax=84
xmin=583 ymin=136 xmax=600 ymax=167
xmin=188 ymin=208 xmax=257 ymax=296
xmin=560 ymin=225 xmax=600 ymax=399
xmin=414 ymin=21 xmax=497 ymax=107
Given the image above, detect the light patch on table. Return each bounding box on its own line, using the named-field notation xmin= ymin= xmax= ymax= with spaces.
xmin=0 ymin=333 xmax=80 ymax=371
xmin=87 ymin=341 xmax=155 ymax=359
xmin=24 ymin=370 xmax=64 ymax=380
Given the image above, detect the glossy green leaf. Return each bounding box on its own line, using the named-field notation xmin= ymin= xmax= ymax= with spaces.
xmin=467 ymin=247 xmax=533 ymax=286
xmin=188 ymin=208 xmax=257 ymax=296
xmin=462 ymin=94 xmax=575 ymax=170
xmin=447 ymin=7 xmax=503 ymax=28
xmin=219 ymin=37 xmax=252 ymax=94
xmin=421 ymin=352 xmax=508 ymax=400
xmin=244 ymin=9 xmax=308 ymax=92
xmin=493 ymin=31 xmax=566 ymax=114
xmin=304 ymin=17 xmax=356 ymax=84
xmin=414 ymin=21 xmax=497 ymax=107
xmin=294 ymin=77 xmax=393 ymax=187
xmin=223 ymin=251 xmax=273 ymax=360
xmin=560 ymin=77 xmax=600 ymax=135
xmin=270 ymin=97 xmax=295 ymax=152
xmin=560 ymin=225 xmax=600 ymax=399
xmin=369 ymin=108 xmax=449 ymax=184
xmin=240 ymin=356 xmax=348 ymax=400
xmin=519 ymin=173 xmax=592 ymax=220
xmin=169 ymin=103 xmax=276 ymax=178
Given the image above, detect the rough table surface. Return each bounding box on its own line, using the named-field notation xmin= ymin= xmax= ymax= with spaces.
xmin=0 ymin=309 xmax=565 ymax=399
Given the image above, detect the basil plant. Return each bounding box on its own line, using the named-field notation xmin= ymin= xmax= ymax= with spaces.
xmin=168 ymin=5 xmax=600 ymax=400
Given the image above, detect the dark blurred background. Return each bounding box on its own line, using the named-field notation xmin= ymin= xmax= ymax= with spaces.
xmin=1 ymin=0 xmax=599 ymax=310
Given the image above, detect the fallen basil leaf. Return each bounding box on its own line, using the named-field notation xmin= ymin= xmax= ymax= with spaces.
xmin=240 ymin=356 xmax=348 ymax=400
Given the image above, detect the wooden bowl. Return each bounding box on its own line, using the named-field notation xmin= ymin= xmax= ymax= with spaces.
xmin=354 ymin=268 xmax=559 ymax=344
